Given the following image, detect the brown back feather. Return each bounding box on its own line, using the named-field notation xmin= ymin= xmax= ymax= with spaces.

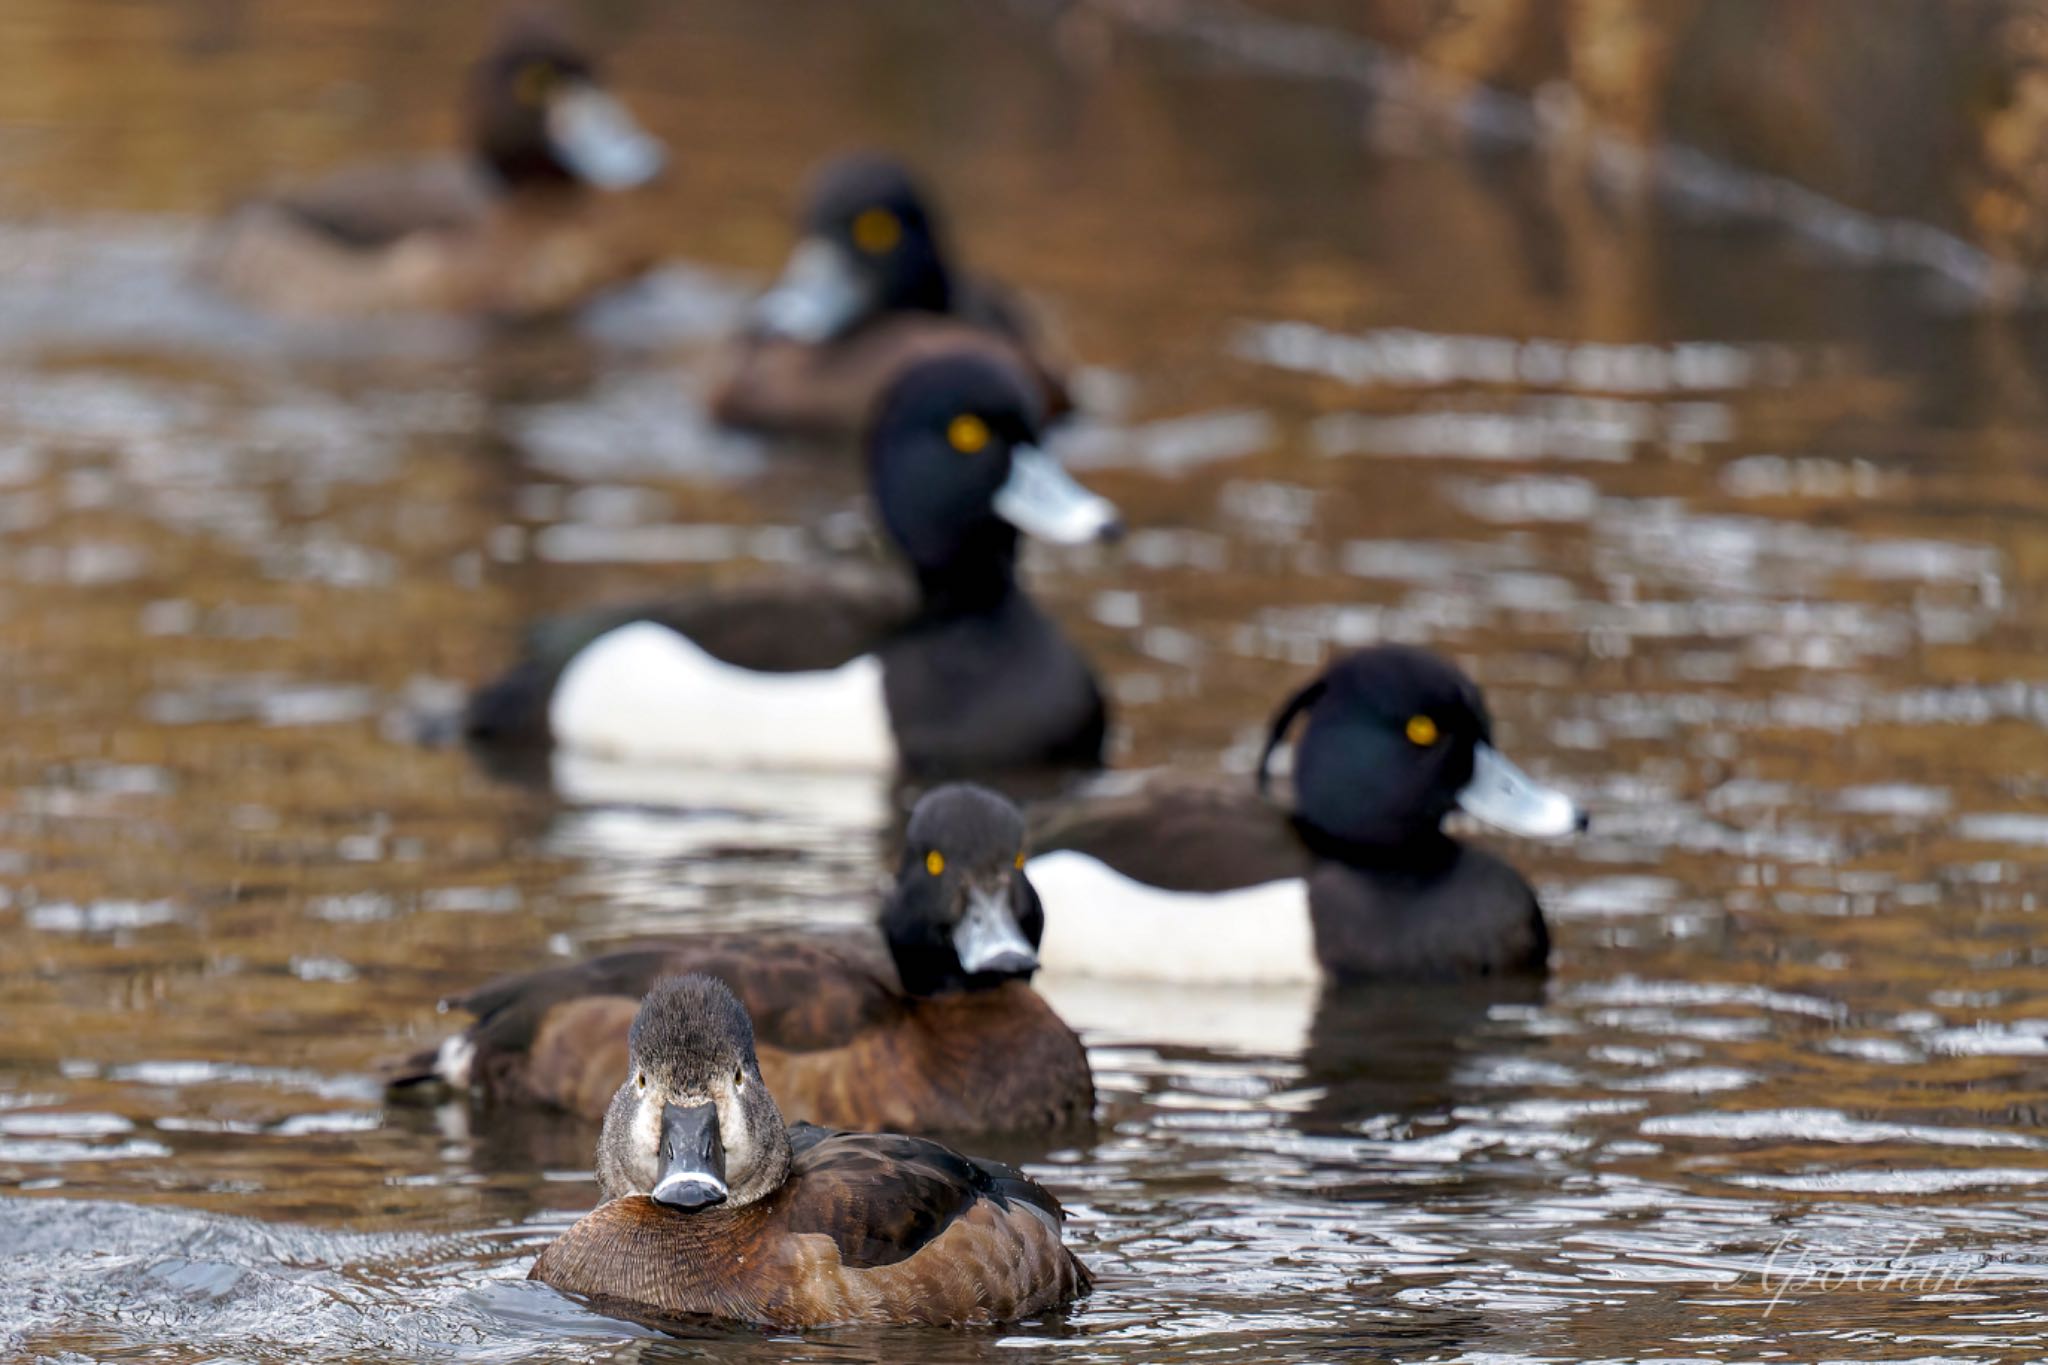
xmin=531 ymin=1131 xmax=1088 ymax=1328
xmin=711 ymin=316 xmax=1067 ymax=438
xmin=426 ymin=943 xmax=1091 ymax=1134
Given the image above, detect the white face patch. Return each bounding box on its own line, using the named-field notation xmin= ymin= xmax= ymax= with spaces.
xmin=714 ymin=1087 xmax=756 ymax=1191
xmin=627 ymin=1084 xmax=664 ymax=1194
xmin=548 ymin=621 xmax=896 ymax=772
xmin=1028 ymin=850 xmax=1320 ymax=985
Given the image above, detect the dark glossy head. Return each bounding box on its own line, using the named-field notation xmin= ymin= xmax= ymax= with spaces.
xmin=804 ymin=155 xmax=951 ymax=316
xmin=867 ymin=352 xmax=1119 ymax=592
xmin=751 ymin=155 xmax=953 ymax=340
xmin=594 ymin=975 xmax=791 ymax=1211
xmin=881 ymin=784 xmax=1043 ymax=995
xmin=467 ymin=10 xmax=663 ymax=190
xmin=1259 ymin=646 xmax=1586 ymax=853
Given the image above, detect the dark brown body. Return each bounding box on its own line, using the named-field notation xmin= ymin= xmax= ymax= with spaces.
xmin=200 ymin=162 xmax=654 ymax=320
xmin=532 ymin=1128 xmax=1090 ymax=1328
xmin=409 ymin=932 xmax=1094 ymax=1135
xmin=710 ymin=313 xmax=1072 ymax=439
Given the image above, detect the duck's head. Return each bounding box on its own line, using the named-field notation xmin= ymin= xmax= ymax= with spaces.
xmin=1259 ymin=646 xmax=1586 ymax=853
xmin=468 ymin=10 xmax=664 ymax=192
xmin=595 ymin=975 xmax=790 ymax=1212
xmin=752 ymin=154 xmax=953 ymax=343
xmin=882 ymin=784 xmax=1044 ymax=994
xmin=868 ymin=352 xmax=1119 ymax=591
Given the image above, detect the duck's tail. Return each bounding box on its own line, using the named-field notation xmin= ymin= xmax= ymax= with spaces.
xmin=380 ymin=1031 xmax=476 ymax=1103
xmin=462 ymin=659 xmax=553 ymax=745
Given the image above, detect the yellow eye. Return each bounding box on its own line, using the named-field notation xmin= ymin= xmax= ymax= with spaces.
xmin=1014 ymin=851 xmax=1026 ymax=870
xmin=852 ymin=207 xmax=903 ymax=255
xmin=1405 ymin=715 xmax=1440 ymax=747
xmin=514 ymin=62 xmax=558 ymax=106
xmin=925 ymin=850 xmax=945 ymax=877
xmin=947 ymin=414 xmax=990 ymax=455
xmin=635 ymin=1071 xmax=646 ymax=1091
xmin=733 ymin=1067 xmax=746 ymax=1092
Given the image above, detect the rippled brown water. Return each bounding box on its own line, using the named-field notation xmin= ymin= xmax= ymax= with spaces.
xmin=9 ymin=0 xmax=2048 ymax=1360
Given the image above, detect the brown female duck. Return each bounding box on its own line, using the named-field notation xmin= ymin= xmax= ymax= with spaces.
xmin=710 ymin=154 xmax=1073 ymax=436
xmin=392 ymin=784 xmax=1094 ymax=1135
xmin=201 ymin=10 xmax=663 ymax=320
xmin=529 ymin=973 xmax=1092 ymax=1328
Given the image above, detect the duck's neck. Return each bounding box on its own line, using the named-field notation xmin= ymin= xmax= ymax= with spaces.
xmin=888 ymin=938 xmax=1030 ymax=998
xmin=1292 ymin=815 xmax=1461 ymax=878
xmin=476 ymin=143 xmax=583 ymax=196
xmin=911 ymin=523 xmax=1021 ymax=620
xmin=887 ymin=254 xmax=953 ymax=317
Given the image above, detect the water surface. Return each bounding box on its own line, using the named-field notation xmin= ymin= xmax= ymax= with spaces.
xmin=7 ymin=0 xmax=2048 ymax=1360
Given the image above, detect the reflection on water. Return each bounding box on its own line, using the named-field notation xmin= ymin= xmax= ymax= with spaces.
xmin=8 ymin=0 xmax=2048 ymax=1360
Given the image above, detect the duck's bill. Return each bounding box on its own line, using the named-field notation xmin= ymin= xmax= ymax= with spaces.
xmin=547 ymin=84 xmax=666 ymax=190
xmin=751 ymin=238 xmax=867 ymax=342
xmin=1456 ymin=743 xmax=1586 ymax=839
xmin=651 ymin=1101 xmax=728 ymax=1211
xmin=994 ymin=446 xmax=1123 ymax=545
xmin=952 ymin=885 xmax=1039 ymax=976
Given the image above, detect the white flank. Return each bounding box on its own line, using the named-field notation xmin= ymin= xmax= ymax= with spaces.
xmin=549 ymin=621 xmax=895 ymax=771
xmin=1028 ymin=850 xmax=1320 ymax=985
xmin=1033 ymin=974 xmax=1317 ymax=1057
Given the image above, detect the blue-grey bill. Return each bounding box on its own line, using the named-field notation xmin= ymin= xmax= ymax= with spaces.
xmin=952 ymin=885 xmax=1038 ymax=975
xmin=650 ymin=1170 xmax=728 ymax=1208
xmin=751 ymin=238 xmax=868 ymax=342
xmin=547 ymin=84 xmax=665 ymax=190
xmin=1456 ymin=743 xmax=1584 ymax=838
xmin=993 ymin=446 xmax=1122 ymax=546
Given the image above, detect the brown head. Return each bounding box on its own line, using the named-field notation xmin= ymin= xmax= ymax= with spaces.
xmin=467 ymin=9 xmax=664 ymax=191
xmin=880 ymin=783 xmax=1045 ymax=996
xmin=594 ymin=975 xmax=792 ymax=1210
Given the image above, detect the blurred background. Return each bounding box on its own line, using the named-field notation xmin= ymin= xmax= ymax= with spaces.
xmin=9 ymin=0 xmax=2048 ymax=1360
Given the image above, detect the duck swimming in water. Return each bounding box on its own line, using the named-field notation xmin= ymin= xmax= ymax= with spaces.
xmin=390 ymin=784 xmax=1093 ymax=1135
xmin=711 ymin=153 xmax=1073 ymax=438
xmin=466 ymin=349 xmax=1119 ymax=778
xmin=1027 ymin=645 xmax=1587 ymax=984
xmin=201 ymin=9 xmax=664 ymax=320
xmin=528 ymin=974 xmax=1092 ymax=1329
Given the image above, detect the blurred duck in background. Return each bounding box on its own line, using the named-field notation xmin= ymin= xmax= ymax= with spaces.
xmin=466 ymin=350 xmax=1120 ymax=778
xmin=1027 ymin=646 xmax=1588 ymax=984
xmin=389 ymin=785 xmax=1093 ymax=1136
xmin=200 ymin=8 xmax=664 ymax=320
xmin=711 ymin=154 xmax=1074 ymax=437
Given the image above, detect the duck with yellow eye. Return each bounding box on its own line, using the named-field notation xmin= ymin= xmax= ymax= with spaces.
xmin=199 ymin=8 xmax=665 ymax=320
xmin=1022 ymin=645 xmax=1590 ymax=986
xmin=710 ymin=152 xmax=1076 ymax=438
xmin=530 ymin=974 xmax=1091 ymax=1329
xmin=463 ymin=350 xmax=1120 ymax=776
xmin=389 ymin=784 xmax=1094 ymax=1137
